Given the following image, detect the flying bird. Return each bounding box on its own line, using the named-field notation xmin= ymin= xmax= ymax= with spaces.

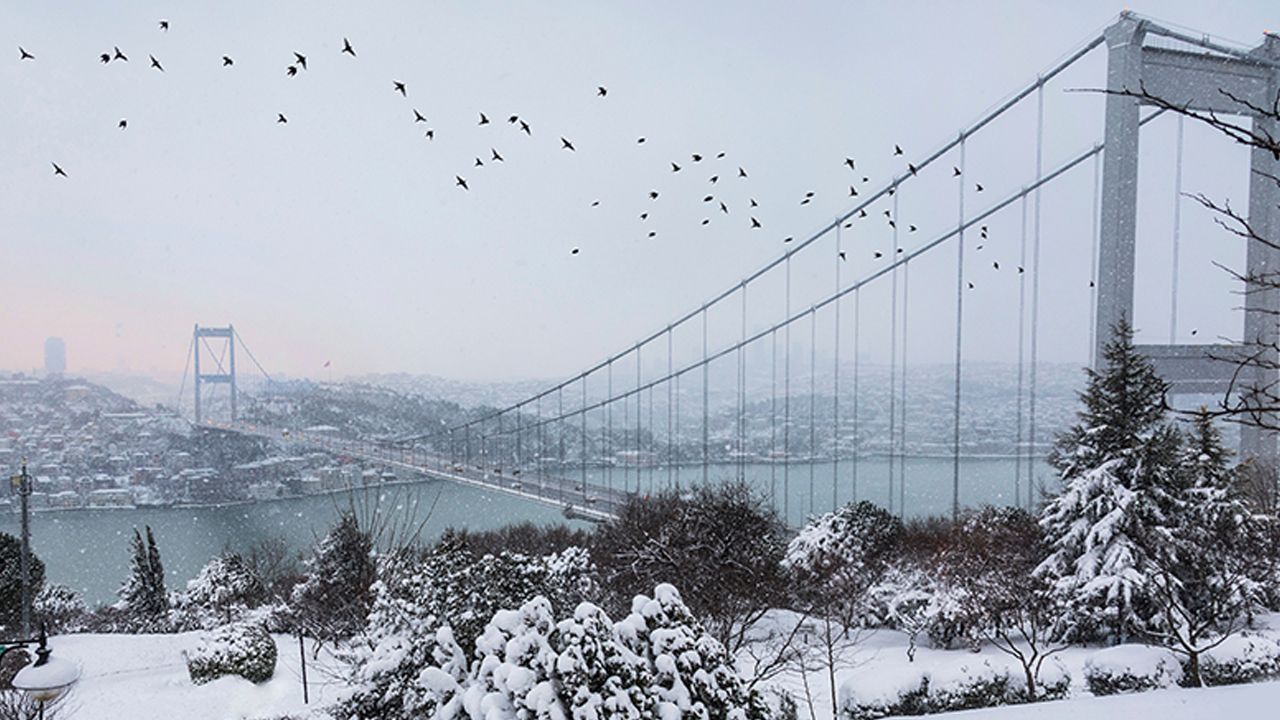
xmin=784 ymin=236 xmax=794 ymax=243
xmin=801 ymin=198 xmax=811 ymax=206
xmin=118 ymin=118 xmax=127 ymax=129
xmin=716 ymin=152 xmax=725 ymax=158
xmin=751 ymin=217 xmax=761 ymax=228
xmin=456 ymin=176 xmax=468 ymax=190
xmin=909 ymin=225 xmax=917 ymax=232
xmin=19 ymin=47 xmax=34 ymax=60
xmin=888 ymin=219 xmax=895 ymax=228
xmin=149 ymin=55 xmax=163 ymax=71
xmin=805 ymin=191 xmax=815 ymax=198
xmin=671 ymin=163 xmax=681 ymax=172
xmin=414 ymin=109 xmax=427 ymax=123
xmin=597 ymin=86 xmax=607 ymax=97
xmin=976 ymin=183 xmax=984 ymax=192
xmin=649 ymin=191 xmax=659 ymax=200
xmin=277 ymin=113 xmax=287 ymax=123
xmin=591 ymin=200 xmax=599 ymax=207
xmin=849 ymin=186 xmax=858 ymax=197
xmin=894 ymin=144 xmax=903 ymax=155
xmin=907 ymin=163 xmax=918 ymax=176
xmin=953 ymin=166 xmax=961 ymax=176
xmin=287 ymin=65 xmax=297 ymax=76
xmin=519 ymin=120 xmax=531 ymax=135
xmin=845 ymin=158 xmax=856 ymax=170
xmin=51 ymin=162 xmax=67 ymax=177
xmin=478 ymin=112 xmax=490 ymax=125
xmin=701 ymin=219 xmax=710 ymax=226
xmin=571 ymin=247 xmax=580 ymax=255
xmin=1017 ymin=266 xmax=1025 ymax=273
xmin=1191 ymin=329 xmax=1198 ymax=336
xmin=993 ymin=262 xmax=1000 ymax=270
xmin=114 ymin=47 xmax=128 ymax=61
xmin=424 ymin=129 xmax=434 ymax=140
xmin=692 ymin=153 xmax=703 ymax=162
xmin=839 ymin=251 xmax=847 ymax=261
xmin=491 ymin=148 xmax=504 ymax=162
xmin=738 ymin=167 xmax=747 ymax=178
xmin=393 ymin=81 xmax=406 ymax=96
xmin=474 ymin=158 xmax=483 ymax=167
xmin=508 ymin=115 xmax=519 ymax=124
xmin=222 ymin=55 xmax=233 ymax=66
xmin=858 ymin=209 xmax=867 ymax=218
xmin=100 ymin=53 xmax=110 ymax=64
xmin=875 ymin=251 xmax=884 ymax=259
xmin=561 ymin=137 xmax=575 ymax=151
xmin=750 ymin=198 xmax=758 ymax=207
xmin=703 ymin=195 xmax=713 ymax=203
xmin=637 ymin=137 xmax=646 ymax=144
xmin=709 ymin=175 xmax=718 ymax=184
xmin=648 ymin=231 xmax=657 ymax=238
xmin=342 ymin=38 xmax=356 ymax=56
xmin=968 ymin=282 xmax=975 ymax=290
xmin=293 ymin=52 xmax=307 ymax=69
xmin=159 ymin=20 xmax=169 ymax=31
xmin=719 ymin=201 xmax=728 ymax=214
xmin=640 ymin=212 xmax=649 ymax=220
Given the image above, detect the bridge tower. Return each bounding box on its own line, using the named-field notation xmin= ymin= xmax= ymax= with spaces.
xmin=192 ymin=324 xmax=237 ymax=425
xmin=1096 ymin=13 xmax=1280 ymax=465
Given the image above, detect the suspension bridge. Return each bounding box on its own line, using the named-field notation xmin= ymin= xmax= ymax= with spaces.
xmin=181 ymin=13 xmax=1280 ymax=526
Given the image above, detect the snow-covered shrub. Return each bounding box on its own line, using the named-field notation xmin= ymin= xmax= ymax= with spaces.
xmin=554 ymin=602 xmax=655 ymax=720
xmin=33 ymin=583 xmax=86 ymax=634
xmin=1083 ymin=645 xmax=1182 ymax=695
xmin=185 ymin=621 xmax=277 ymax=685
xmin=180 ymin=552 xmax=265 ymax=628
xmin=1197 ymin=634 xmax=1280 ymax=686
xmin=459 ymin=596 xmax=564 ymax=720
xmin=839 ymin=659 xmax=1064 ymax=719
xmin=785 ymin=501 xmax=902 ymax=589
xmin=1006 ymin=659 xmax=1072 ymax=702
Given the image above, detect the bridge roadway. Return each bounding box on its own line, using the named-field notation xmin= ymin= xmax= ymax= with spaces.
xmin=204 ymin=421 xmax=623 ymax=522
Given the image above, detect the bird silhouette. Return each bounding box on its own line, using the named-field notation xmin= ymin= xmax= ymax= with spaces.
xmin=478 ymin=112 xmax=490 ymax=125
xmin=849 ymin=186 xmax=858 ymax=197
xmin=845 ymin=158 xmax=856 ymax=170
xmin=716 ymin=152 xmax=725 ymax=159
xmin=51 ymin=162 xmax=66 ymax=177
xmin=888 ymin=220 xmax=895 ymax=228
xmin=738 ymin=167 xmax=747 ymax=178
xmin=977 ymin=245 xmax=984 ymax=251
xmin=701 ymin=219 xmax=710 ymax=226
xmin=222 ymin=55 xmax=233 ymax=66
xmin=287 ymin=65 xmax=297 ymax=76
xmin=953 ymin=166 xmax=961 ymax=176
xmin=294 ymin=52 xmax=307 ymax=70
xmin=474 ymin=158 xmax=483 ymax=167
xmin=149 ymin=55 xmax=163 ymax=71
xmin=894 ymin=144 xmax=903 ymax=155
xmin=649 ymin=191 xmax=659 ymax=200
xmin=18 ymin=47 xmax=34 ymax=61
xmin=968 ymin=282 xmax=975 ymax=290
xmin=424 ymin=129 xmax=434 ymax=140
xmin=118 ymin=119 xmax=127 ymax=129
xmin=874 ymin=251 xmax=883 ymax=259
xmin=456 ymin=176 xmax=468 ymax=190
xmin=341 ymin=38 xmax=356 ymax=56
xmin=908 ymin=224 xmax=917 ymax=232
xmin=640 ymin=212 xmax=649 ymax=220
xmin=100 ymin=53 xmax=110 ymax=64
xmin=591 ymin=200 xmax=599 ymax=207
xmin=751 ymin=217 xmax=761 ymax=228
xmin=491 ymin=148 xmax=504 ymax=162
xmin=393 ymin=81 xmax=406 ymax=96
xmin=993 ymin=262 xmax=999 ymax=270
xmin=561 ymin=137 xmax=575 ymax=151
xmin=597 ymin=86 xmax=607 ymax=97
xmin=703 ymin=195 xmax=713 ymax=203
xmin=648 ymin=231 xmax=657 ymax=238
xmin=908 ymin=163 xmax=918 ymax=176
xmin=720 ymin=201 xmax=728 ymax=214
xmin=709 ymin=175 xmax=718 ymax=184
xmin=784 ymin=236 xmax=794 ymax=243
xmin=508 ymin=115 xmax=519 ymax=124
xmin=277 ymin=113 xmax=287 ymax=123
xmin=671 ymin=163 xmax=681 ymax=173
xmin=883 ymin=209 xmax=891 ymax=217
xmin=976 ymin=183 xmax=984 ymax=192
xmin=839 ymin=251 xmax=847 ymax=261
xmin=805 ymin=191 xmax=815 ymax=198
xmin=859 ymin=209 xmax=867 ymax=218
xmin=519 ymin=120 xmax=531 ymax=135
xmin=692 ymin=153 xmax=703 ymax=162
xmin=1017 ymin=266 xmax=1025 ymax=273
xmin=1089 ymin=280 xmax=1095 ymax=288
xmin=414 ymin=109 xmax=427 ymax=123
xmin=571 ymin=247 xmax=580 ymax=254
xmin=1191 ymin=329 xmax=1198 ymax=336
xmin=637 ymin=137 xmax=646 ymax=144
xmin=801 ymin=198 xmax=811 ymax=206
xmin=750 ymin=198 xmax=758 ymax=207
xmin=159 ymin=20 xmax=169 ymax=31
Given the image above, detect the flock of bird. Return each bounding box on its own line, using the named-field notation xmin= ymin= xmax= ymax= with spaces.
xmin=16 ymin=18 xmax=1049 ymax=293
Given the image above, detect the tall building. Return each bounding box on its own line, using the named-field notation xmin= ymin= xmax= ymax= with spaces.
xmin=44 ymin=337 xmax=66 ymax=376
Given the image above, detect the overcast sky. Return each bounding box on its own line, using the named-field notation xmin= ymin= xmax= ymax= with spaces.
xmin=2 ymin=1 xmax=1276 ymax=383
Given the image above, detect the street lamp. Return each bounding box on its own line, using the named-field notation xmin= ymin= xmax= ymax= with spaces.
xmin=2 ymin=625 xmax=80 ymax=715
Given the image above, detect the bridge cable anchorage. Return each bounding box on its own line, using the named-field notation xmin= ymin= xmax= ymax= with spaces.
xmin=399 ymin=33 xmax=1108 ymax=449
xmin=951 ymin=135 xmax=967 ymax=522
xmin=1170 ymin=115 xmax=1185 ymax=343
xmin=1028 ymin=81 xmax=1046 ymax=511
xmin=833 ymin=221 xmax=842 ymax=511
xmin=1016 ymin=191 xmax=1029 ymax=509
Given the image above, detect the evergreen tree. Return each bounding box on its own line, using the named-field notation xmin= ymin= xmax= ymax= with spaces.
xmin=118 ymin=525 xmax=169 ymax=627
xmin=554 ymin=602 xmax=656 ymax=720
xmin=291 ymin=510 xmax=377 ymax=643
xmin=1146 ymin=412 xmax=1271 ymax=686
xmin=183 ymin=552 xmax=266 ymax=626
xmin=1037 ymin=318 xmax=1183 ymax=642
xmin=0 ymin=532 xmax=45 ymax=633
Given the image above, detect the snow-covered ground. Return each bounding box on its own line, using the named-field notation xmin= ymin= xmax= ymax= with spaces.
xmin=38 ymin=615 xmax=1280 ymax=719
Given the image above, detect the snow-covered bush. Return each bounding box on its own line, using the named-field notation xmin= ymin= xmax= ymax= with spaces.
xmin=1197 ymin=634 xmax=1280 ymax=686
xmin=839 ymin=658 xmax=1069 ymax=720
xmin=185 ymin=621 xmax=277 ymax=685
xmin=1082 ymin=645 xmax=1182 ymax=695
xmin=555 ymin=602 xmax=655 ymax=720
xmin=33 ymin=583 xmax=86 ymax=634
xmin=180 ymin=552 xmax=265 ymax=628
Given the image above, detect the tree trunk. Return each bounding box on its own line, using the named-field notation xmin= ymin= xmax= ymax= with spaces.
xmin=1023 ymin=664 xmax=1037 ymax=701
xmin=1185 ymin=651 xmax=1202 ymax=688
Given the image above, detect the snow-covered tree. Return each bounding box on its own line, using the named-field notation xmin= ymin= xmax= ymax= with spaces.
xmin=1038 ymin=318 xmax=1183 ymax=642
xmin=0 ymin=532 xmax=44 ymax=633
xmin=459 ymin=596 xmax=564 ymax=720
xmin=554 ymin=602 xmax=656 ymax=720
xmin=182 ymin=552 xmax=266 ymax=627
xmin=1146 ymin=411 xmax=1272 ymax=686
xmin=33 ymin=583 xmax=85 ymax=634
xmin=291 ymin=511 xmax=377 ymax=643
xmin=118 ymin=525 xmax=169 ymax=628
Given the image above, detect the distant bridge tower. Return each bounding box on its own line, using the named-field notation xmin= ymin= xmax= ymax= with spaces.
xmin=1096 ymin=13 xmax=1280 ymax=465
xmin=192 ymin=324 xmax=237 ymax=425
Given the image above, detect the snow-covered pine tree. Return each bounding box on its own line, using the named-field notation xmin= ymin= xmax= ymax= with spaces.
xmin=184 ymin=552 xmax=265 ymax=626
xmin=554 ymin=601 xmax=657 ymax=720
xmin=460 ymin=596 xmax=564 ymax=720
xmin=1147 ymin=411 xmax=1270 ymax=686
xmin=623 ymin=584 xmax=767 ymax=720
xmin=118 ymin=525 xmax=169 ymax=628
xmin=0 ymin=531 xmax=45 ymax=631
xmin=1037 ymin=318 xmax=1183 ymax=643
xmin=291 ymin=510 xmax=377 ymax=643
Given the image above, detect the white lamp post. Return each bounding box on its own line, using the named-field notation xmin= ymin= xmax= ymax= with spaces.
xmin=4 ymin=626 xmax=80 ymax=718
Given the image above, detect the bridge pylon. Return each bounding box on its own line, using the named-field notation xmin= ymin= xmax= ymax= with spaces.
xmin=191 ymin=324 xmax=238 ymax=425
